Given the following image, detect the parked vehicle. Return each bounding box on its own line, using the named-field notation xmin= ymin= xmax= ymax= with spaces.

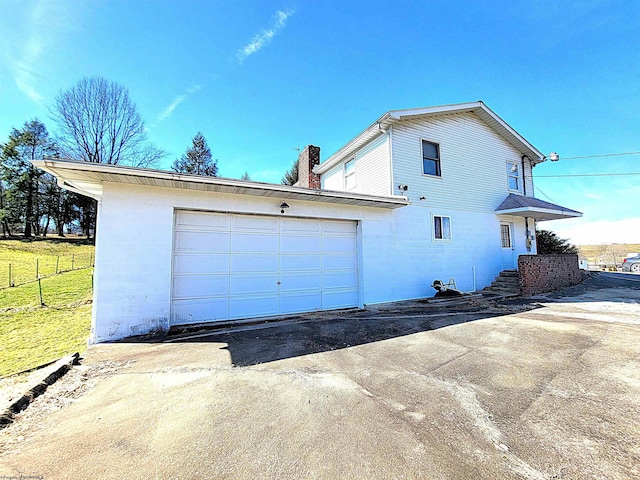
xmin=621 ymin=255 xmax=640 ymax=273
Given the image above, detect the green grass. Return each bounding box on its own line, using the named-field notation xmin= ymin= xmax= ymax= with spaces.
xmin=0 ymin=237 xmax=94 ymax=288
xmin=0 ymin=239 xmax=94 ymax=377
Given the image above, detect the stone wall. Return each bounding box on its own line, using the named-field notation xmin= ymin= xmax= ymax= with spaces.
xmin=518 ymin=254 xmax=585 ymax=296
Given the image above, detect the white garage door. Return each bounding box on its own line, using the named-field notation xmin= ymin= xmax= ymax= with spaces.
xmin=171 ymin=210 xmax=358 ymax=326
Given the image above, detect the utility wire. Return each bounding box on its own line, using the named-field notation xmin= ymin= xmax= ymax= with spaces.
xmin=559 ymin=151 xmax=640 ymax=160
xmin=536 ymin=172 xmax=640 ymax=177
xmin=534 ymin=186 xmax=559 ymax=204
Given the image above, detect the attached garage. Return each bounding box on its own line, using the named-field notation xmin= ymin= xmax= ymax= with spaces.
xmin=171 ymin=210 xmax=359 ymax=326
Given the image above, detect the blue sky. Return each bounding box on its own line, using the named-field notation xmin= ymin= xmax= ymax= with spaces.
xmin=1 ymin=0 xmax=638 ymax=245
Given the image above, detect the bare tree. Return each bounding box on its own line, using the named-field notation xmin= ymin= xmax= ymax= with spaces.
xmin=51 ymin=76 xmax=165 ymax=167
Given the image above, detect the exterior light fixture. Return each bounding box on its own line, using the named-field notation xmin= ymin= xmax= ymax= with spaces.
xmin=280 ymin=201 xmax=290 ymax=214
xmin=549 ymin=152 xmax=560 ymax=162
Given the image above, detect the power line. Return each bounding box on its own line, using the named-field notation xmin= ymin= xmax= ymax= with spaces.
xmin=534 ymin=186 xmax=559 ymax=204
xmin=559 ymin=151 xmax=640 ymax=160
xmin=536 ymin=172 xmax=640 ymax=177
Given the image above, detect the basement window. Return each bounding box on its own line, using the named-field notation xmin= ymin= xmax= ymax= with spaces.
xmin=433 ymin=215 xmax=451 ymax=241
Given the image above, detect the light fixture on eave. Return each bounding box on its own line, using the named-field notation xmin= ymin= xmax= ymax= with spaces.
xmin=280 ymin=201 xmax=290 ymax=214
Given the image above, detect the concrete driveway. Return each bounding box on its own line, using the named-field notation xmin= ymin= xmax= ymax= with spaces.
xmin=1 ymin=274 xmax=639 ymax=479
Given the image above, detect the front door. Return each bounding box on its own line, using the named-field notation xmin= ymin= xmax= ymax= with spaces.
xmin=500 ymin=222 xmax=516 ymax=270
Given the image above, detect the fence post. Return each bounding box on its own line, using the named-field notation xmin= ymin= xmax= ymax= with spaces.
xmin=36 ymin=258 xmax=39 ymax=279
xmin=56 ymin=255 xmax=60 ymax=274
xmin=38 ymin=278 xmax=44 ymax=306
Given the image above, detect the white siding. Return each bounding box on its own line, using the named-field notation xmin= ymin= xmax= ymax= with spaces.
xmin=391 ymin=112 xmax=534 ymax=213
xmin=320 ymin=134 xmax=390 ymax=196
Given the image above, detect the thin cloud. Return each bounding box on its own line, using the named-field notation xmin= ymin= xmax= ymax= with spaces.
xmin=237 ymin=9 xmax=294 ymax=62
xmin=157 ymin=85 xmax=201 ymax=122
xmin=5 ymin=1 xmax=50 ymax=103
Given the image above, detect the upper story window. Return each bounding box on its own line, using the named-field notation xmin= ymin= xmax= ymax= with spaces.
xmin=422 ymin=140 xmax=441 ymax=177
xmin=344 ymin=158 xmax=355 ymax=190
xmin=507 ymin=161 xmax=521 ymax=191
xmin=433 ymin=215 xmax=451 ymax=241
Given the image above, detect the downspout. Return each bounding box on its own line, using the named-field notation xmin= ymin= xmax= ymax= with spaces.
xmin=379 ymin=122 xmax=394 ymax=196
xmin=521 ymin=155 xmax=531 ymax=252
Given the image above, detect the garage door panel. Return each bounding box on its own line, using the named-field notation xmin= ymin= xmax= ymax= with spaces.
xmin=324 ymin=270 xmax=357 ymax=289
xmin=230 ymin=254 xmax=278 ymax=273
xmin=323 ymin=220 xmax=356 ymax=235
xmin=281 ymin=218 xmax=321 ymax=234
xmin=280 ymin=292 xmax=322 ymax=314
xmin=173 ymin=254 xmax=229 ymax=275
xmin=230 ymin=273 xmax=279 ymax=295
xmin=322 ymin=254 xmax=357 ymax=271
xmin=176 ymin=211 xmax=230 ymax=230
xmin=232 ymin=214 xmax=279 ymax=232
xmin=322 ymin=236 xmax=356 ymax=254
xmin=229 ymin=295 xmax=279 ymax=319
xmin=280 ymin=255 xmax=322 ymax=272
xmin=322 ymin=290 xmax=358 ymax=309
xmin=173 ymin=274 xmax=229 ymax=298
xmin=280 ymin=235 xmax=321 ymax=254
xmin=172 ymin=298 xmax=229 ymax=325
xmin=279 ymin=272 xmax=322 ymax=292
xmin=174 ymin=231 xmax=230 ymax=253
xmin=231 ymin=232 xmax=278 ymax=253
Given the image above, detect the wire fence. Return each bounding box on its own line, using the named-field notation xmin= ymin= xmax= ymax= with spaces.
xmin=2 ymin=254 xmax=94 ymax=289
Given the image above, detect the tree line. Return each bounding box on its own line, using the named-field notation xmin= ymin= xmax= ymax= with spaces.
xmin=0 ymin=77 xmax=231 ymax=240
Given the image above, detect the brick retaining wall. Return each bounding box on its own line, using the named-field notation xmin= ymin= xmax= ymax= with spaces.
xmin=518 ymin=254 xmax=585 ymax=296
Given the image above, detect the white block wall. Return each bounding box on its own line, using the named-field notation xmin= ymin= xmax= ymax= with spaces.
xmin=90 ymin=181 xmax=528 ymax=343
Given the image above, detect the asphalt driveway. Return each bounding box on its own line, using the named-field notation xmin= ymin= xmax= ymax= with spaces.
xmin=1 ymin=273 xmax=639 ymax=479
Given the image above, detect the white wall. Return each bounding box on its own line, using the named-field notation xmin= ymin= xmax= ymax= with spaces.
xmin=391 ymin=112 xmax=536 ymax=210
xmin=321 ymin=134 xmax=391 ymax=196
xmin=91 ymin=181 xmax=521 ymax=343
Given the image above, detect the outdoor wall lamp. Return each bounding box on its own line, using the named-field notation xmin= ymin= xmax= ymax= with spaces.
xmin=280 ymin=201 xmax=290 ymax=214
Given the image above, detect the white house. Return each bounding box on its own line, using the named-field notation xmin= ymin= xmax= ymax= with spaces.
xmin=34 ymin=101 xmax=581 ymax=343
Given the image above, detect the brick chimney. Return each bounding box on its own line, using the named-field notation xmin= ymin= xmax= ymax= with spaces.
xmin=297 ymin=145 xmax=321 ymax=189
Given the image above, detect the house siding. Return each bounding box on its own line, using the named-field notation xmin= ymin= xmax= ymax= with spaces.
xmin=321 ymin=134 xmax=390 ymax=196
xmin=391 ymin=112 xmax=534 ymax=212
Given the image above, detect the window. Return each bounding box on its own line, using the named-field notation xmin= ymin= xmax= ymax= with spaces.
xmin=344 ymin=159 xmax=355 ymax=190
xmin=507 ymin=161 xmax=521 ymax=191
xmin=422 ymin=140 xmax=441 ymax=176
xmin=500 ymin=224 xmax=512 ymax=248
xmin=433 ymin=215 xmax=451 ymax=240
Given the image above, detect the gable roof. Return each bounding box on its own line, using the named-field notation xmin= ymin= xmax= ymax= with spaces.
xmin=496 ymin=193 xmax=582 ymax=221
xmin=315 ymin=101 xmax=545 ymax=174
xmin=31 ymin=158 xmax=409 ymax=209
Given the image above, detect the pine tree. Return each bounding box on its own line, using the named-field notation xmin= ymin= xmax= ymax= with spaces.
xmin=0 ymin=120 xmax=58 ymax=237
xmin=172 ymin=132 xmax=218 ymax=176
xmin=536 ymin=229 xmax=579 ymax=254
xmin=240 ymin=171 xmax=251 ymax=181
xmin=281 ymin=159 xmax=298 ymax=185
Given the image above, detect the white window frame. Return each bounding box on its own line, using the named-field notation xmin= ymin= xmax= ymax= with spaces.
xmin=344 ymin=158 xmax=355 ymax=190
xmin=432 ymin=214 xmax=452 ymax=241
xmin=507 ymin=161 xmax=521 ymax=192
xmin=421 ymin=139 xmax=442 ymax=178
xmin=500 ymin=223 xmax=513 ymax=249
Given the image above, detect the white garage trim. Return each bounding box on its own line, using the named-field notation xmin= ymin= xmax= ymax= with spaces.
xmin=171 ymin=210 xmax=359 ymax=326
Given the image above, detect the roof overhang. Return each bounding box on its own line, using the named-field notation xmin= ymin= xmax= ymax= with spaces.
xmin=32 ymin=158 xmax=410 ymax=209
xmin=315 ymin=101 xmax=545 ymax=175
xmin=495 ymin=193 xmax=582 ymax=221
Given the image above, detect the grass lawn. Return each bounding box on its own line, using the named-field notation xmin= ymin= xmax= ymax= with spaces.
xmin=0 ymin=237 xmax=94 ymax=288
xmin=0 ymin=239 xmax=94 ymax=378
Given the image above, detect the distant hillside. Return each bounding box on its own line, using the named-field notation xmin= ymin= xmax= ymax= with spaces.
xmin=578 ymin=243 xmax=640 ymax=265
